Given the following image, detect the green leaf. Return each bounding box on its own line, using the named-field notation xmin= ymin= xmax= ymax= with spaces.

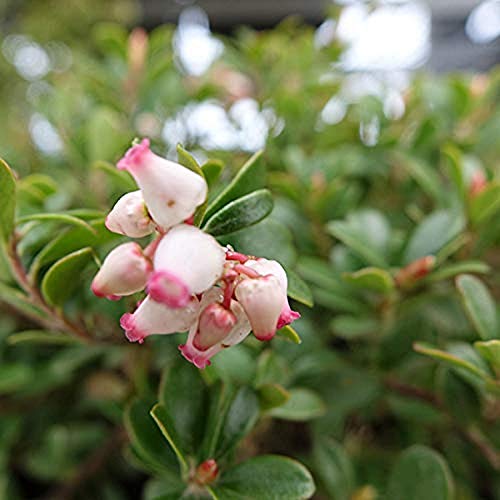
xmin=92 ymin=160 xmax=137 ymax=191
xmin=124 ymin=399 xmax=177 ymax=473
xmin=284 ymin=266 xmax=313 ymax=307
xmin=176 ymin=144 xmax=204 ymax=177
xmin=269 ymin=388 xmax=325 ymax=421
xmin=258 ymin=383 xmax=290 ymax=410
xmin=342 ymin=267 xmax=395 ymax=293
xmin=469 ymin=181 xmax=500 ymax=224
xmin=215 ymin=386 xmax=259 ymax=458
xmin=159 ymin=360 xmax=208 ymax=455
xmin=16 ymin=213 xmax=96 ymax=237
xmin=204 ymin=150 xmax=264 ymax=221
xmin=474 ymin=340 xmax=500 ymax=371
xmin=0 ymin=363 xmax=33 ymax=394
xmin=425 ymin=260 xmax=490 ymax=282
xmin=0 ymin=282 xmax=48 ymax=321
xmin=313 ymin=438 xmax=355 ymax=500
xmin=143 ymin=477 xmax=186 ymax=500
xmin=41 ymin=247 xmax=96 ymax=306
xmin=326 ymin=210 xmax=390 ymax=268
xmin=330 ymin=315 xmax=378 ymax=340
xmin=7 ymin=330 xmax=80 ymax=346
xmin=396 ymin=153 xmax=442 ymax=202
xmin=203 ymin=189 xmax=273 ymax=236
xmin=276 ymin=325 xmax=302 ymax=344
xmin=403 ymin=210 xmax=465 ymax=264
xmin=387 ymin=445 xmax=454 ymax=500
xmin=456 ymin=274 xmax=498 ymax=340
xmin=0 ymin=158 xmax=16 ymax=243
xmin=201 ymin=159 xmax=224 ymax=188
xmin=149 ymin=404 xmax=189 ymax=475
xmin=414 ymin=342 xmax=492 ymax=383
xmin=212 ymin=455 xmax=315 ymax=500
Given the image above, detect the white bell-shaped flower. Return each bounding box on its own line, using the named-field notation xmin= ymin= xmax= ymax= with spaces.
xmin=235 ymin=274 xmax=286 ymax=341
xmin=120 ymin=295 xmax=199 ymax=343
xmin=105 ymin=190 xmax=155 ymax=238
xmin=243 ymin=258 xmax=300 ymax=329
xmin=117 ymin=139 xmax=207 ymax=230
xmin=91 ymin=242 xmax=152 ymax=300
xmin=148 ymin=224 xmax=225 ymax=308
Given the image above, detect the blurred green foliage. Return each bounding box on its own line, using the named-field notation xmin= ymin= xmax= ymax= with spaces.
xmin=1 ymin=2 xmax=500 ymax=499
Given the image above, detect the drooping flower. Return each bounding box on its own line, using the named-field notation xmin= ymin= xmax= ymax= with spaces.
xmin=91 ymin=242 xmax=152 ymax=300
xmin=116 ymin=139 xmax=207 ymax=230
xmin=243 ymin=258 xmax=300 ymax=329
xmin=120 ymin=294 xmax=199 ymax=343
xmin=105 ymin=190 xmax=155 ymax=238
xmin=234 ymin=274 xmax=285 ymax=341
xmin=148 ymin=224 xmax=226 ymax=308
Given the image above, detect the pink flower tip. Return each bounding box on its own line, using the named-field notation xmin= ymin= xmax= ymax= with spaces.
xmin=277 ymin=308 xmax=301 ymax=330
xmin=178 ymin=344 xmax=212 ymax=369
xmin=253 ymin=331 xmax=276 ymax=342
xmin=147 ymin=270 xmax=191 ymax=308
xmin=91 ymin=282 xmax=121 ymax=301
xmin=120 ymin=312 xmax=145 ymax=343
xmin=117 ymin=138 xmax=151 ymax=171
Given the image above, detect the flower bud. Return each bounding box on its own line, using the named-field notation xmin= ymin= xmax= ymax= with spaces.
xmin=235 ymin=275 xmax=286 ymax=341
xmin=194 ymin=459 xmax=219 ymax=485
xmin=120 ymin=295 xmax=199 ymax=343
xmin=179 ymin=292 xmax=251 ymax=369
xmin=244 ymin=258 xmax=300 ymax=329
xmin=91 ymin=242 xmax=152 ymax=300
xmin=117 ymin=139 xmax=207 ymax=231
xmin=105 ymin=190 xmax=155 ymax=238
xmin=148 ymin=225 xmax=225 ymax=308
xmin=395 ymin=255 xmax=436 ymax=288
xmin=193 ymin=303 xmax=237 ymax=351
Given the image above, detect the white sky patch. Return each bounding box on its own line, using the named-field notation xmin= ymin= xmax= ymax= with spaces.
xmin=338 ymin=2 xmax=431 ymax=71
xmin=173 ymin=6 xmax=223 ymax=76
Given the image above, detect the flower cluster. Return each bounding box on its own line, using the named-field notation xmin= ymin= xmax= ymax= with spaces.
xmin=91 ymin=139 xmax=300 ymax=368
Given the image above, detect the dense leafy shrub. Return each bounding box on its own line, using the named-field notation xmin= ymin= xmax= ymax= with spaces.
xmin=1 ymin=10 xmax=500 ymax=499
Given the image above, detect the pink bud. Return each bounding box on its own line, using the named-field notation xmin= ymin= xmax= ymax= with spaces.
xmin=117 ymin=139 xmax=207 ymax=231
xmin=193 ymin=303 xmax=237 ymax=351
xmin=235 ymin=275 xmax=285 ymax=341
xmin=91 ymin=242 xmax=152 ymax=300
xmin=105 ymin=190 xmax=155 ymax=238
xmin=120 ymin=294 xmax=199 ymax=343
xmin=244 ymin=258 xmax=300 ymax=329
xmin=179 ymin=292 xmax=251 ymax=369
xmin=194 ymin=459 xmax=219 ymax=485
xmin=148 ymin=225 xmax=225 ymax=308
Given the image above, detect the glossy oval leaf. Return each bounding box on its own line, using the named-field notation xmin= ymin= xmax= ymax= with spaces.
xmin=313 ymin=438 xmax=355 ymax=500
xmin=276 ymin=325 xmax=302 ymax=344
xmin=16 ymin=213 xmax=96 ymax=237
xmin=469 ymin=181 xmax=500 ymax=224
xmin=124 ymin=399 xmax=177 ymax=473
xmin=203 ymin=189 xmax=273 ymax=236
xmin=387 ymin=445 xmax=454 ymax=500
xmin=41 ymin=247 xmax=96 ymax=306
xmin=201 ymin=159 xmax=224 ymax=188
xmin=176 ymin=143 xmax=204 ymax=177
xmin=474 ymin=340 xmax=500 ymax=371
xmin=0 ymin=158 xmax=16 ymax=243
xmin=342 ymin=267 xmax=395 ymax=293
xmin=456 ymin=274 xmax=498 ymax=340
xmin=212 ymin=455 xmax=315 ymax=500
xmin=403 ymin=210 xmax=465 ymax=265
xmin=285 ymin=266 xmax=313 ymax=307
xmin=257 ymin=383 xmax=290 ymax=411
xmin=204 ymin=150 xmax=264 ymax=221
xmin=269 ymin=388 xmax=325 ymax=421
xmin=159 ymin=360 xmax=208 ymax=455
